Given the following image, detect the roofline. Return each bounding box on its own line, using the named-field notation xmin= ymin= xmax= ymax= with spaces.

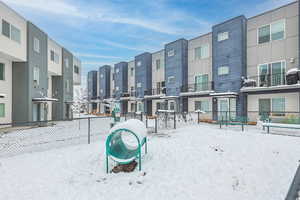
xmin=152 ymin=49 xmax=164 ymax=55
xmin=135 ymin=52 xmax=151 ymax=58
xmin=164 ymin=38 xmax=188 ymax=46
xmin=212 ymin=15 xmax=246 ymax=28
xmin=247 ymin=0 xmax=297 ymax=20
xmin=0 ymin=1 xmax=27 ymax=22
xmin=188 ymin=32 xmax=212 ymax=42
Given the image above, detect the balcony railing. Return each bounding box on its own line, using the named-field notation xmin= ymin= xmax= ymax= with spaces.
xmin=242 ymin=73 xmax=291 ymax=88
xmin=181 ymin=82 xmax=214 ymax=93
xmin=144 ymin=88 xmax=166 ymax=96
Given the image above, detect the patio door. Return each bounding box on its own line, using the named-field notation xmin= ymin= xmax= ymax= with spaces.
xmin=195 ymin=74 xmax=208 ymax=91
xmin=217 ymin=98 xmax=236 ymax=120
xmin=259 ymin=99 xmax=271 ymax=119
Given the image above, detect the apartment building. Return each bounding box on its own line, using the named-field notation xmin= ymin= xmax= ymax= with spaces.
xmin=89 ymin=1 xmax=300 ymax=122
xmin=98 ymin=65 xmax=111 ymax=113
xmin=242 ymin=2 xmax=300 ymax=121
xmin=87 ymin=70 xmax=98 ymax=113
xmin=184 ymin=33 xmax=213 ymax=120
xmin=0 ymin=1 xmax=27 ymax=124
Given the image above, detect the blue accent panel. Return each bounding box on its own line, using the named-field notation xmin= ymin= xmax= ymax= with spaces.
xmin=212 ymin=16 xmax=247 ymax=117
xmin=87 ymin=71 xmax=98 ymax=100
xmin=135 ymin=52 xmax=152 ymax=98
xmin=114 ymin=62 xmax=128 ymax=99
xmin=99 ymin=65 xmax=111 ymax=99
xmin=164 ymin=39 xmax=188 ymax=96
xmin=212 ymin=16 xmax=247 ymax=93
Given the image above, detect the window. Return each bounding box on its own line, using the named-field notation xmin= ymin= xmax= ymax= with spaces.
xmin=258 ymin=61 xmax=285 ymax=87
xmin=74 ymin=65 xmax=79 ymax=74
xmin=161 ymin=81 xmax=165 ymax=87
xmin=116 ymin=68 xmax=119 ymax=73
xmin=195 ymin=74 xmax=208 ymax=91
xmin=272 ymin=98 xmax=285 ymax=116
xmin=156 ymin=59 xmax=161 ymax=70
xmin=137 ymin=61 xmax=141 ymax=67
xmin=11 ymin=25 xmax=21 ymax=43
xmin=195 ymin=44 xmax=209 ymax=60
xmin=65 ymin=58 xmax=69 ymax=68
xmin=65 ymin=80 xmax=70 ymax=92
xmin=33 ymin=67 xmax=40 ymax=86
xmin=0 ymin=63 xmax=4 ymax=80
xmin=218 ymin=66 xmax=229 ymax=75
xmin=0 ymin=103 xmax=5 ymax=118
xmin=167 ymin=50 xmax=175 ymax=57
xmin=170 ymin=102 xmax=175 ymax=110
xmin=2 ymin=20 xmax=10 ymax=38
xmin=34 ymin=38 xmax=40 ymax=53
xmin=218 ymin=32 xmax=229 ymax=41
xmin=271 ymin=20 xmax=285 ymax=41
xmin=137 ymin=83 xmax=141 ymax=88
xmin=130 ymin=67 xmax=134 ymax=76
xmin=168 ymin=76 xmax=175 ymax=83
xmin=100 ymin=89 xmax=103 ymax=94
xmin=50 ymin=50 xmax=59 ymax=64
xmin=258 ymin=20 xmax=285 ymax=44
xmin=116 ymin=86 xmax=119 ymax=91
xmin=195 ymin=100 xmax=209 ymax=112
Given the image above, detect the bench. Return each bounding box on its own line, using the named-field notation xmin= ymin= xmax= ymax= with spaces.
xmin=262 ymin=123 xmax=300 ymax=133
xmin=218 ymin=117 xmax=248 ymax=131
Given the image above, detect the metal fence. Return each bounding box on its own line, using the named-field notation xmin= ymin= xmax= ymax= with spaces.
xmin=0 ymin=116 xmax=112 ymax=158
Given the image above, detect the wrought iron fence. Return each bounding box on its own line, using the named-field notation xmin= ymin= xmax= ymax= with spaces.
xmin=181 ymin=82 xmax=214 ymax=93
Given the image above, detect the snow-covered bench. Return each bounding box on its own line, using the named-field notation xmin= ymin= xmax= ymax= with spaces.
xmin=262 ymin=123 xmax=300 ymax=133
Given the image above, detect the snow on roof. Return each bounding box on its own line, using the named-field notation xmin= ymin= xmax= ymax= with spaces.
xmin=32 ymin=97 xmax=58 ymax=102
xmin=210 ymin=92 xmax=238 ymax=96
xmin=287 ymin=68 xmax=300 ymax=75
xmin=157 ymin=109 xmax=175 ymax=113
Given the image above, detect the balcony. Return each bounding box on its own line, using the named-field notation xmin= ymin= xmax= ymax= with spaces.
xmin=144 ymin=88 xmax=166 ymax=99
xmin=180 ymin=82 xmax=214 ymax=96
xmin=120 ymin=90 xmax=136 ymax=100
xmin=241 ymin=73 xmax=300 ymax=92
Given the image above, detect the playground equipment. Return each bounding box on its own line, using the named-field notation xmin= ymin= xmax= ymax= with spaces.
xmin=105 ymin=119 xmax=148 ymax=173
xmin=111 ymin=103 xmax=121 ymax=127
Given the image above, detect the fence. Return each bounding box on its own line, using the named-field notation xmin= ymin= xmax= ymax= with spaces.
xmin=0 ymin=116 xmax=111 ymax=158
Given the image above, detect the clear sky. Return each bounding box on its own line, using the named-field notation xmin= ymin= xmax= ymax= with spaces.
xmin=3 ymin=0 xmax=294 ymax=88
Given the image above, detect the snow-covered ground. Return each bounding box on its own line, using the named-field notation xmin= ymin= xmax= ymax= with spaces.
xmin=1 ymin=122 xmax=300 ymax=200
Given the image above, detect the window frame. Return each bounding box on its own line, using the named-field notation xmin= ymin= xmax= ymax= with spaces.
xmin=217 ymin=32 xmax=229 ymax=42
xmin=194 ymin=43 xmax=209 ymax=60
xmin=257 ymin=19 xmax=285 ymax=45
xmin=2 ymin=19 xmax=10 ymax=38
xmin=10 ymin=24 xmax=21 ymax=44
xmin=218 ymin=66 xmax=229 ymax=76
xmin=0 ymin=103 xmax=5 ymax=118
xmin=257 ymin=60 xmax=286 ymax=86
xmin=167 ymin=49 xmax=175 ymax=57
xmin=33 ymin=66 xmax=40 ymax=86
xmin=33 ymin=37 xmax=40 ymax=53
xmin=0 ymin=63 xmax=5 ymax=81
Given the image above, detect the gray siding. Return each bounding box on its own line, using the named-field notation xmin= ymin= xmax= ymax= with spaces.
xmin=99 ymin=65 xmax=111 ymax=99
xmin=52 ymin=76 xmax=63 ymax=120
xmin=135 ymin=52 xmax=152 ymax=98
xmin=114 ymin=62 xmax=128 ymax=99
xmin=12 ymin=21 xmax=48 ymax=122
xmin=165 ymin=39 xmax=188 ymax=96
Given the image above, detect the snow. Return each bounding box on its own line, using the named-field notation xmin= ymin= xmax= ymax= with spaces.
xmin=287 ymin=68 xmax=299 ymax=75
xmin=32 ymin=97 xmax=58 ymax=102
xmin=157 ymin=109 xmax=175 ymax=113
xmin=195 ymin=110 xmax=206 ymax=113
xmin=263 ymin=122 xmax=300 ymax=129
xmin=243 ymin=78 xmax=256 ymax=83
xmin=1 ymin=122 xmax=300 ymax=199
xmin=109 ymin=119 xmax=147 ymax=142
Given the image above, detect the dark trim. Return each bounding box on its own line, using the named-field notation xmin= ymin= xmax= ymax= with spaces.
xmin=212 ymin=15 xmax=246 ymax=28
xmin=242 ymin=88 xmax=300 ymax=95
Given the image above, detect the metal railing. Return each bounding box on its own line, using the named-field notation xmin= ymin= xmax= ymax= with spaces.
xmin=181 ymin=82 xmax=214 ymax=93
xmin=144 ymin=88 xmax=166 ymax=96
xmin=243 ymin=73 xmax=289 ymax=88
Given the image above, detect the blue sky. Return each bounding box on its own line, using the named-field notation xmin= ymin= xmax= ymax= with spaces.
xmin=3 ymin=0 xmax=294 ymax=87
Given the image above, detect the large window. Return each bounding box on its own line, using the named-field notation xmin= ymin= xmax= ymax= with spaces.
xmin=50 ymin=50 xmax=59 ymax=64
xmin=195 ymin=74 xmax=208 ymax=91
xmin=218 ymin=66 xmax=229 ymax=75
xmin=0 ymin=103 xmax=5 ymax=118
xmin=217 ymin=32 xmax=229 ymax=42
xmin=2 ymin=20 xmax=10 ymax=38
xmin=0 ymin=63 xmax=4 ymax=80
xmin=167 ymin=50 xmax=175 ymax=57
xmin=259 ymin=98 xmax=285 ymax=116
xmin=2 ymin=20 xmax=21 ymax=43
xmin=258 ymin=20 xmax=285 ymax=44
xmin=156 ymin=59 xmax=161 ymax=70
xmin=258 ymin=61 xmax=285 ymax=87
xmin=33 ymin=67 xmax=40 ymax=86
xmin=11 ymin=25 xmax=21 ymax=43
xmin=130 ymin=67 xmax=134 ymax=76
xmin=195 ymin=100 xmax=209 ymax=112
xmin=34 ymin=38 xmax=40 ymax=53
xmin=74 ymin=65 xmax=79 ymax=74
xmin=195 ymin=44 xmax=209 ymax=60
